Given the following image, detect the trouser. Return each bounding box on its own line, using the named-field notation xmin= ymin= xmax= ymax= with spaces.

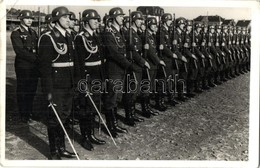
xmin=15 ymin=67 xmax=39 ymax=119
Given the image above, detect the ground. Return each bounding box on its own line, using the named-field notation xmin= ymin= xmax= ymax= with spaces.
xmin=4 ymin=31 xmax=249 ymax=160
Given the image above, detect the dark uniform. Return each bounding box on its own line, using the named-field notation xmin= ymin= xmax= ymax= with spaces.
xmin=10 ymin=10 xmax=39 ymax=123
xmin=175 ymin=18 xmax=189 ymax=101
xmin=74 ymin=9 xmax=106 ymax=151
xmin=102 ymin=7 xmax=134 ymax=137
xmin=123 ymin=11 xmax=147 ymax=126
xmin=145 ymin=17 xmax=165 ymax=114
xmin=157 ymin=13 xmax=179 ymax=108
xmin=41 ymin=14 xmax=54 ymax=34
xmin=38 ymin=6 xmax=77 ymax=160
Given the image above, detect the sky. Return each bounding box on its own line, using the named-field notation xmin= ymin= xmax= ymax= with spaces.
xmin=6 ymin=5 xmax=251 ymax=22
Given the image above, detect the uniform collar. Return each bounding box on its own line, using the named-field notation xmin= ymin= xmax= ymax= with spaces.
xmin=112 ymin=24 xmax=120 ymax=32
xmin=163 ymin=25 xmax=168 ymax=31
xmin=85 ymin=27 xmax=94 ymax=36
xmin=55 ymin=25 xmax=66 ymax=37
xmin=132 ymin=26 xmax=137 ymax=33
xmin=20 ymin=24 xmax=29 ymax=32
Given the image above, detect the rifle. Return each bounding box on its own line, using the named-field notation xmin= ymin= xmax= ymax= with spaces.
xmin=143 ymin=16 xmax=151 ymax=81
xmin=129 ymin=10 xmax=137 ymax=82
xmin=172 ymin=13 xmax=179 ymax=71
xmin=206 ymin=25 xmax=213 ymax=67
xmin=158 ymin=14 xmax=167 ymax=78
xmin=79 ymin=12 xmax=82 ymax=32
xmin=191 ymin=20 xmax=198 ymax=69
xmin=38 ymin=7 xmax=41 ymax=37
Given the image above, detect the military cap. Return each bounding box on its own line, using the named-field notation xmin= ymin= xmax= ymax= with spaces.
xmin=18 ymin=10 xmax=34 ymax=19
xmin=52 ymin=6 xmax=71 ymax=22
xmin=109 ymin=7 xmax=125 ymax=18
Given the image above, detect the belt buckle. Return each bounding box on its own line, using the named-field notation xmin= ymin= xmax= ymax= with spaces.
xmin=69 ymin=62 xmax=73 ymax=66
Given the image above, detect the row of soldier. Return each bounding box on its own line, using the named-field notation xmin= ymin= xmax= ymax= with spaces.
xmin=10 ymin=6 xmax=250 ymax=160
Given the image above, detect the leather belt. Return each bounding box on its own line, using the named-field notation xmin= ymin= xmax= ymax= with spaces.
xmin=85 ymin=60 xmax=102 ymax=66
xmin=52 ymin=62 xmax=74 ymax=67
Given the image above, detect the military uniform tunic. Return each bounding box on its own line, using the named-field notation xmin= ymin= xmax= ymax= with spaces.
xmin=10 ymin=25 xmax=39 ymax=121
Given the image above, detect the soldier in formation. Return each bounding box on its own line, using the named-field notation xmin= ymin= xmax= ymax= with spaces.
xmin=10 ymin=6 xmax=251 ymax=159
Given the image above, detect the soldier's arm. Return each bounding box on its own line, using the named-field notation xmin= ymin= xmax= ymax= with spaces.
xmin=160 ymin=32 xmax=174 ymax=58
xmin=147 ymin=40 xmax=160 ymax=65
xmin=74 ymin=36 xmax=88 ymax=80
xmin=38 ymin=35 xmax=53 ymax=94
xmin=103 ymin=32 xmax=131 ymax=69
xmin=10 ymin=31 xmax=37 ymax=63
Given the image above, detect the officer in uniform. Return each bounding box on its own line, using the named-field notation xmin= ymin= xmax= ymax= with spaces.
xmin=11 ymin=10 xmax=39 ymax=123
xmin=102 ymin=7 xmax=137 ymax=137
xmin=144 ymin=17 xmax=166 ymax=116
xmin=200 ymin=24 xmax=213 ymax=89
xmin=208 ymin=25 xmax=221 ymax=85
xmin=183 ymin=20 xmax=198 ymax=98
xmin=175 ymin=17 xmax=189 ymax=101
xmin=74 ymin=9 xmax=106 ymax=151
xmin=193 ymin=23 xmax=206 ymax=93
xmin=38 ymin=6 xmax=77 ymax=160
xmin=123 ymin=11 xmax=150 ymax=126
xmin=157 ymin=13 xmax=180 ymax=109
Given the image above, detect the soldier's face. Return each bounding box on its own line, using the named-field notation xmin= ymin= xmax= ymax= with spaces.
xmin=179 ymin=23 xmax=184 ymax=30
xmin=89 ymin=19 xmax=99 ymax=30
xmin=166 ymin=20 xmax=171 ymax=27
xmin=59 ymin=15 xmax=70 ymax=29
xmin=50 ymin=22 xmax=55 ymax=28
xmin=22 ymin=18 xmax=33 ymax=27
xmin=69 ymin=20 xmax=75 ymax=28
xmin=73 ymin=25 xmax=80 ymax=32
xmin=115 ymin=15 xmax=124 ymax=26
xmin=150 ymin=24 xmax=157 ymax=32
xmin=135 ymin=19 xmax=142 ymax=28
xmin=125 ymin=22 xmax=130 ymax=28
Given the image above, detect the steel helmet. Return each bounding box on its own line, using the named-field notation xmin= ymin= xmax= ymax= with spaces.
xmin=70 ymin=12 xmax=77 ymax=20
xmin=18 ymin=10 xmax=34 ymax=19
xmin=131 ymin=11 xmax=144 ymax=21
xmin=161 ymin=13 xmax=172 ymax=22
xmin=176 ymin=17 xmax=186 ymax=26
xmin=82 ymin=9 xmax=101 ymax=22
xmin=146 ymin=17 xmax=157 ymax=27
xmin=52 ymin=6 xmax=71 ymax=22
xmin=45 ymin=14 xmax=52 ymax=23
xmin=109 ymin=7 xmax=125 ymax=18
xmin=103 ymin=14 xmax=112 ymax=25
xmin=123 ymin=16 xmax=130 ymax=24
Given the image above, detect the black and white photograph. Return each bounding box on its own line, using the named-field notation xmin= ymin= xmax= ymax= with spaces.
xmin=1 ymin=0 xmax=259 ymax=167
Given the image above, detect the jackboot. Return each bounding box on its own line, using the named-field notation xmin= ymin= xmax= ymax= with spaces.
xmin=124 ymin=102 xmax=136 ymax=127
xmin=104 ymin=111 xmax=118 ymax=138
xmin=58 ymin=128 xmax=77 ymax=157
xmin=141 ymin=98 xmax=151 ymax=118
xmin=167 ymin=93 xmax=179 ymax=106
xmin=112 ymin=107 xmax=128 ymax=133
xmin=155 ymin=94 xmax=167 ymax=112
xmin=87 ymin=114 xmax=106 ymax=145
xmin=47 ymin=127 xmax=61 ymax=160
xmin=79 ymin=119 xmax=94 ymax=151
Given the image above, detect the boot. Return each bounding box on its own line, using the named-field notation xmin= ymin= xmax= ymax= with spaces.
xmin=214 ymin=73 xmax=222 ymax=85
xmin=141 ymin=98 xmax=151 ymax=118
xmin=79 ymin=119 xmax=94 ymax=151
xmin=155 ymin=94 xmax=167 ymax=112
xmin=104 ymin=111 xmax=118 ymax=138
xmin=112 ymin=107 xmax=128 ymax=133
xmin=87 ymin=114 xmax=106 ymax=145
xmin=146 ymin=98 xmax=159 ymax=115
xmin=194 ymin=80 xmax=203 ymax=93
xmin=124 ymin=102 xmax=136 ymax=127
xmin=208 ymin=76 xmax=217 ymax=87
xmin=202 ymin=78 xmax=210 ymax=90
xmin=47 ymin=127 xmax=61 ymax=160
xmin=167 ymin=93 xmax=180 ymax=106
xmin=220 ymin=71 xmax=228 ymax=82
xmin=225 ymin=70 xmax=232 ymax=80
xmin=132 ymin=109 xmax=144 ymax=122
xmin=58 ymin=128 xmax=77 ymax=157
xmin=186 ymin=80 xmax=196 ymax=98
